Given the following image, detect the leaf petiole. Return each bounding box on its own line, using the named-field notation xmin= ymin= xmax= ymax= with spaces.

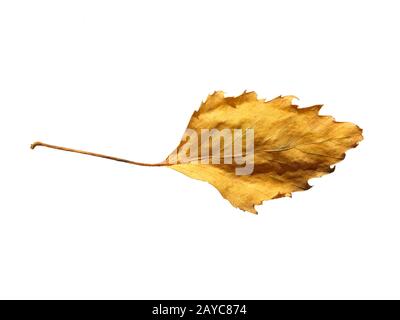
xmin=30 ymin=141 xmax=169 ymax=167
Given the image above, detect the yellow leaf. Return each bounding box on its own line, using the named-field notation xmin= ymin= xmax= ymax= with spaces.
xmin=31 ymin=91 xmax=363 ymax=214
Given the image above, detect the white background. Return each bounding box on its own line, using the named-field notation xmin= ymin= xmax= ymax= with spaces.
xmin=1 ymin=0 xmax=399 ymax=299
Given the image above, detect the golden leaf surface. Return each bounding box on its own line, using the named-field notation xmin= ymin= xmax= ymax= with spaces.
xmin=166 ymin=91 xmax=363 ymax=213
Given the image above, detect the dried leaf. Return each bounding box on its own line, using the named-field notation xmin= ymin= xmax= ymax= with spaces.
xmin=31 ymin=91 xmax=363 ymax=214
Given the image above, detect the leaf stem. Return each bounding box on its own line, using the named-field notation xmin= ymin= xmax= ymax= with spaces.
xmin=30 ymin=141 xmax=170 ymax=167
